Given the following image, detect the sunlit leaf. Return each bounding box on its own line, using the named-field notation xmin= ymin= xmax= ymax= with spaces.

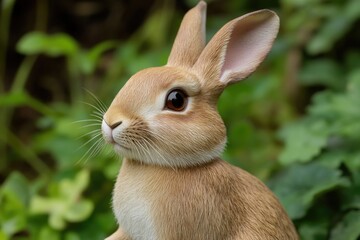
xmin=0 ymin=231 xmax=8 ymax=240
xmin=49 ymin=213 xmax=66 ymax=230
xmin=64 ymin=200 xmax=93 ymax=222
xmin=17 ymin=32 xmax=79 ymax=57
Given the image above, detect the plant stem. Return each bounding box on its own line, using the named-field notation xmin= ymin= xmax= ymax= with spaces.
xmin=0 ymin=0 xmax=17 ymax=170
xmin=0 ymin=111 xmax=8 ymax=171
xmin=0 ymin=0 xmax=16 ymax=93
xmin=3 ymin=129 xmax=51 ymax=175
xmin=11 ymin=55 xmax=38 ymax=93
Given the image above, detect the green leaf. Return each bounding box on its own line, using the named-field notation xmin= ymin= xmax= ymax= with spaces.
xmin=60 ymin=169 xmax=90 ymax=201
xmin=29 ymin=170 xmax=93 ymax=230
xmin=347 ymin=69 xmax=360 ymax=97
xmin=64 ymin=200 xmax=94 ymax=222
xmin=341 ymin=175 xmax=360 ymax=211
xmin=344 ymin=0 xmax=360 ymax=20
xmin=65 ymin=232 xmax=81 ymax=240
xmin=268 ymin=162 xmax=350 ymax=219
xmin=307 ymin=15 xmax=350 ymax=54
xmin=281 ymin=0 xmax=321 ymax=8
xmin=344 ymin=154 xmax=360 ymax=183
xmin=38 ymin=227 xmax=61 ymax=240
xmin=0 ymin=173 xmax=30 ymax=237
xmin=298 ymin=221 xmax=328 ymax=240
xmin=0 ymin=231 xmax=8 ymax=240
xmin=279 ymin=119 xmax=329 ymax=165
xmin=330 ymin=211 xmax=360 ymax=240
xmin=2 ymin=0 xmax=16 ymax=9
xmin=79 ymin=41 xmax=118 ymax=75
xmin=49 ymin=212 xmax=66 ymax=230
xmin=1 ymin=172 xmax=30 ymax=208
xmin=30 ymin=196 xmax=50 ymax=214
xmin=299 ymin=59 xmax=343 ymax=89
xmin=1 ymin=215 xmax=27 ymax=237
xmin=0 ymin=92 xmax=31 ymax=107
xmin=17 ymin=32 xmax=78 ymax=57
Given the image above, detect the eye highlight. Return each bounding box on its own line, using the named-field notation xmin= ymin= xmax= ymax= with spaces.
xmin=165 ymin=89 xmax=188 ymax=111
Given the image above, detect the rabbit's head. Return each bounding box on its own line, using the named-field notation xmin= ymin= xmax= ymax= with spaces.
xmin=102 ymin=1 xmax=279 ymax=168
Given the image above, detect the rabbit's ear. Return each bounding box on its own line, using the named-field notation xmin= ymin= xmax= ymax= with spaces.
xmin=167 ymin=1 xmax=206 ymax=68
xmin=193 ymin=10 xmax=279 ymax=86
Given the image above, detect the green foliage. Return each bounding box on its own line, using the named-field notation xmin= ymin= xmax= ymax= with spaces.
xmin=1 ymin=0 xmax=360 ymax=239
xmin=0 ymin=172 xmax=29 ymax=238
xmin=30 ymin=170 xmax=93 ymax=230
xmin=17 ymin=32 xmax=79 ymax=57
xmin=330 ymin=211 xmax=360 ymax=240
xmin=271 ymin=37 xmax=360 ymax=240
xmin=269 ymin=162 xmax=350 ymax=219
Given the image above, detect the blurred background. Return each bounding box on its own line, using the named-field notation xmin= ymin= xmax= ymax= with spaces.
xmin=1 ymin=0 xmax=360 ymax=239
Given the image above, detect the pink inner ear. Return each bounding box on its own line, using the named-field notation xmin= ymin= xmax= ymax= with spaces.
xmin=221 ymin=13 xmax=279 ymax=84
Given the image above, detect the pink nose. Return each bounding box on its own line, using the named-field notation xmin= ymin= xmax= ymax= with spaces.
xmin=102 ymin=120 xmax=115 ymax=144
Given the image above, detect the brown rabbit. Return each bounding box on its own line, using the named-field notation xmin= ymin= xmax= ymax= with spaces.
xmin=101 ymin=1 xmax=298 ymax=239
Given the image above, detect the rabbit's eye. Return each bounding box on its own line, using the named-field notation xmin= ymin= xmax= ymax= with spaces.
xmin=165 ymin=89 xmax=188 ymax=111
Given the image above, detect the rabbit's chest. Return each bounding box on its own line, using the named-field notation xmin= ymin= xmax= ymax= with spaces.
xmin=112 ymin=178 xmax=158 ymax=240
xmin=111 ymin=160 xmax=232 ymax=239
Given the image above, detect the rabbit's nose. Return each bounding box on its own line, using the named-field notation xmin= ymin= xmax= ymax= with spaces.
xmin=110 ymin=121 xmax=122 ymax=129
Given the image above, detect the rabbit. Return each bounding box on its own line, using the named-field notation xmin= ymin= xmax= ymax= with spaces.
xmin=101 ymin=1 xmax=298 ymax=240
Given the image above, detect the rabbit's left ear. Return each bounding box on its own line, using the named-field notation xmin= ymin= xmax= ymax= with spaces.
xmin=193 ymin=10 xmax=279 ymax=86
xmin=167 ymin=1 xmax=207 ymax=68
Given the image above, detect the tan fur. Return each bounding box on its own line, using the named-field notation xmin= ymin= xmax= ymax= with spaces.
xmin=111 ymin=159 xmax=297 ymax=240
xmin=103 ymin=1 xmax=298 ymax=239
xmin=167 ymin=1 xmax=206 ymax=68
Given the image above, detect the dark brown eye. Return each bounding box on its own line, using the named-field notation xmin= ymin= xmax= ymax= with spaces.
xmin=165 ymin=89 xmax=188 ymax=111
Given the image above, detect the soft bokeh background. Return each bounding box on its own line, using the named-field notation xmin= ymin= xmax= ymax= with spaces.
xmin=1 ymin=0 xmax=360 ymax=239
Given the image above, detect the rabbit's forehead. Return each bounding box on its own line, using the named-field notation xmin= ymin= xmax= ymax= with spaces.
xmin=124 ymin=67 xmax=200 ymax=94
xmin=110 ymin=67 xmax=200 ymax=116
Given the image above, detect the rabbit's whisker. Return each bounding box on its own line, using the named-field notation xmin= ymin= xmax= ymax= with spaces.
xmin=77 ymin=136 xmax=104 ymax=165
xmin=80 ymin=123 xmax=102 ymax=128
xmin=77 ymin=129 xmax=102 ymax=140
xmin=77 ymin=132 xmax=103 ymax=152
xmin=82 ymin=101 xmax=106 ymax=115
xmin=72 ymin=119 xmax=102 ymax=124
xmin=85 ymin=89 xmax=108 ymax=113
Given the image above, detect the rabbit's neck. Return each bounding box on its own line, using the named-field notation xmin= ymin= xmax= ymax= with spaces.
xmin=125 ymin=137 xmax=227 ymax=168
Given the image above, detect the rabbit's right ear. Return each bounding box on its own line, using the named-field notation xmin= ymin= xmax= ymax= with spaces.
xmin=193 ymin=10 xmax=279 ymax=88
xmin=167 ymin=1 xmax=207 ymax=68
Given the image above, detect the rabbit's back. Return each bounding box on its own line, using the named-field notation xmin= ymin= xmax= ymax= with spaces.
xmin=113 ymin=158 xmax=298 ymax=240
